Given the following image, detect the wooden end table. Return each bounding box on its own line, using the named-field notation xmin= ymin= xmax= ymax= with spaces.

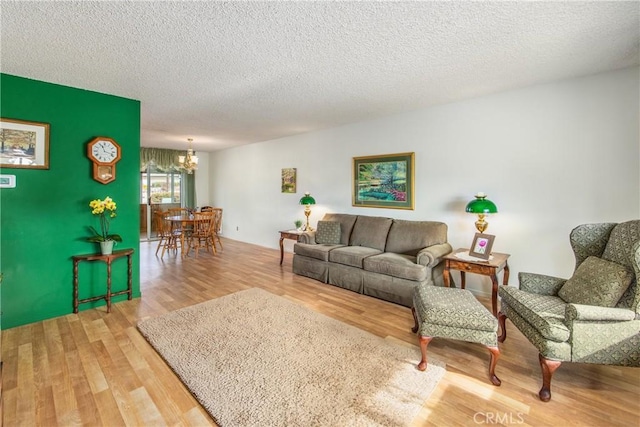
xmin=443 ymin=248 xmax=510 ymax=317
xmin=279 ymin=230 xmax=303 ymax=264
xmin=72 ymin=248 xmax=134 ymax=313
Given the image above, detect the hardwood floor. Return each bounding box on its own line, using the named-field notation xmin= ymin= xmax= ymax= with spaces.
xmin=2 ymin=238 xmax=639 ymax=426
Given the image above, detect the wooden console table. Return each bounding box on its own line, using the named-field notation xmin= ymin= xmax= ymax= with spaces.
xmin=279 ymin=230 xmax=303 ymax=264
xmin=443 ymin=248 xmax=510 ymax=317
xmin=72 ymin=248 xmax=134 ymax=313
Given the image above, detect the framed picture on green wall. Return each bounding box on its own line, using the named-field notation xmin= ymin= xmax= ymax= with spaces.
xmin=0 ymin=117 xmax=50 ymax=169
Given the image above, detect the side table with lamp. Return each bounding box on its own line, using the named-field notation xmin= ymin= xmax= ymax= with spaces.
xmin=279 ymin=192 xmax=317 ymax=264
xmin=444 ymin=192 xmax=510 ymax=317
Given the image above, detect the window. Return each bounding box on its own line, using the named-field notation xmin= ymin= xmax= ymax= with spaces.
xmin=141 ymin=167 xmax=182 ymax=204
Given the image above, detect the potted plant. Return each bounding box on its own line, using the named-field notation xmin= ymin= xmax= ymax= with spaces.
xmin=86 ymin=196 xmax=122 ymax=255
xmin=294 ymin=219 xmax=303 ymax=231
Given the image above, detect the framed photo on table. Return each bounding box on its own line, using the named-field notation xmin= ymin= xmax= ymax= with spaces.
xmin=0 ymin=118 xmax=50 ymax=169
xmin=469 ymin=233 xmax=495 ymax=260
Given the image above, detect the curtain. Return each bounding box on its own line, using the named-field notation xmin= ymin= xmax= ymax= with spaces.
xmin=183 ymin=171 xmax=196 ymax=209
xmin=140 ymin=147 xmax=185 ymax=172
xmin=140 ymin=147 xmax=196 ymax=208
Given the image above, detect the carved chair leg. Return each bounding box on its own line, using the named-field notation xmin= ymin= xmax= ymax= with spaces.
xmin=417 ymin=336 xmax=433 ymax=371
xmin=411 ymin=307 xmax=419 ymax=333
xmin=497 ymin=311 xmax=507 ymax=343
xmin=486 ymin=346 xmax=501 ymax=386
xmin=538 ymin=354 xmax=561 ymax=402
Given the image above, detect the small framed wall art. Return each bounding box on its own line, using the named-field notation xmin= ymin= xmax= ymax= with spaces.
xmin=281 ymin=168 xmax=297 ymax=193
xmin=469 ymin=233 xmax=495 ymax=260
xmin=0 ymin=118 xmax=50 ymax=169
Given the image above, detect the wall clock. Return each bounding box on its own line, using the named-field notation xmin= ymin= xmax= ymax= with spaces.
xmin=87 ymin=137 xmax=121 ymax=184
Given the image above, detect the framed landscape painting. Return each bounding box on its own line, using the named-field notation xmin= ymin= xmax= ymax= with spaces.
xmin=0 ymin=118 xmax=50 ymax=169
xmin=353 ymin=152 xmax=414 ymax=209
xmin=281 ymin=168 xmax=297 ymax=193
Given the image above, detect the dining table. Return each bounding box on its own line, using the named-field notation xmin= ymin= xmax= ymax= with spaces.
xmin=167 ymin=214 xmax=197 ymax=258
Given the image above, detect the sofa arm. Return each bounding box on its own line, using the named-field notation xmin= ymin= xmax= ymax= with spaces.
xmin=565 ymin=304 xmax=636 ymax=323
xmin=417 ymin=243 xmax=453 ymax=268
xmin=518 ymin=272 xmax=566 ymax=296
xmin=297 ymin=231 xmax=317 ymax=244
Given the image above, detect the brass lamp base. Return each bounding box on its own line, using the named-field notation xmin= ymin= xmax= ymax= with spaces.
xmin=303 ymin=206 xmax=314 ymax=232
xmin=475 ymin=214 xmax=489 ymax=233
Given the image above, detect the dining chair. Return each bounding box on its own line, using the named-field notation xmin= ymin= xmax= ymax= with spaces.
xmin=154 ymin=211 xmax=180 ymax=257
xmin=186 ymin=211 xmax=216 ymax=258
xmin=212 ymin=208 xmax=223 ymax=251
xmin=200 ymin=206 xmax=214 ymax=212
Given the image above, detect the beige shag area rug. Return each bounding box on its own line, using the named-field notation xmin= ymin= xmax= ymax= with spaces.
xmin=137 ymin=288 xmax=445 ymax=427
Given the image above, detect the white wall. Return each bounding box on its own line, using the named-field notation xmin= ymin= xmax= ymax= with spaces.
xmin=208 ymin=67 xmax=640 ymax=297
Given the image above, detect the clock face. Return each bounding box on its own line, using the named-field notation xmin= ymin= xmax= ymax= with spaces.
xmin=91 ymin=140 xmax=118 ymax=163
xmin=87 ymin=137 xmax=121 ymax=165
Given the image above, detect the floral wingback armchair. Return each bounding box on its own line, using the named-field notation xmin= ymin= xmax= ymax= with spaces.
xmin=498 ymin=220 xmax=640 ymax=401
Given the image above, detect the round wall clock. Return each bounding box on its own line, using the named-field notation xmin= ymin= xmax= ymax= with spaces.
xmin=87 ymin=137 xmax=121 ymax=184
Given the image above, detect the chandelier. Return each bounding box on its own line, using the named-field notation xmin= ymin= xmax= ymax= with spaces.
xmin=178 ymin=138 xmax=199 ymax=174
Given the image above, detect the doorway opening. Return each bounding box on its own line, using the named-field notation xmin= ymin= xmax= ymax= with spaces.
xmin=140 ymin=166 xmax=183 ymax=241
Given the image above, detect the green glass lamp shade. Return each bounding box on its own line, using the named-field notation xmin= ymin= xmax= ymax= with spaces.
xmin=465 ymin=192 xmax=497 ymax=214
xmin=465 ymin=192 xmax=497 ymax=233
xmin=299 ymin=192 xmax=316 ymax=205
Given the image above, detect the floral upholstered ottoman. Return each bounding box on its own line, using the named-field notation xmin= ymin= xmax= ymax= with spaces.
xmin=411 ymin=284 xmax=501 ymax=386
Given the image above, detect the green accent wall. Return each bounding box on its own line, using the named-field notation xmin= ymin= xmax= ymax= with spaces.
xmin=0 ymin=74 xmax=141 ymax=329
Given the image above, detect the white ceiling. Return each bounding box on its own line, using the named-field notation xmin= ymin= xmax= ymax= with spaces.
xmin=1 ymin=1 xmax=638 ymax=153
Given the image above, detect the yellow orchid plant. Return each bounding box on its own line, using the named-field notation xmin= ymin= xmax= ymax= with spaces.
xmin=86 ymin=196 xmax=123 ymax=242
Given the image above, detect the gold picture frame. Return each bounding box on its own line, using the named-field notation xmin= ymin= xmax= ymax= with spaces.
xmin=0 ymin=118 xmax=50 ymax=169
xmin=352 ymin=152 xmax=414 ymax=209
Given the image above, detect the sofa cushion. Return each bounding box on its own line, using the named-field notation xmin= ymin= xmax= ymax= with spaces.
xmin=293 ymin=242 xmax=343 ymax=262
xmin=558 ymin=256 xmax=633 ymax=307
xmin=321 ymin=213 xmax=358 ymax=245
xmin=329 ymin=246 xmax=382 ymax=268
xmin=315 ymin=221 xmax=341 ymax=245
xmin=499 ymin=286 xmax=570 ymax=343
xmin=363 ymin=252 xmax=427 ymax=281
xmin=385 ymin=220 xmax=448 ymax=256
xmin=350 ymin=216 xmax=393 ymax=251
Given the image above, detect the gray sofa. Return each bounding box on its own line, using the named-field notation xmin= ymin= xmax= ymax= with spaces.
xmin=292 ymin=213 xmax=452 ymax=307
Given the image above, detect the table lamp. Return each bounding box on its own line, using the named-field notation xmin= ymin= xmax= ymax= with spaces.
xmin=299 ymin=192 xmax=316 ymax=231
xmin=465 ymin=192 xmax=498 ymax=233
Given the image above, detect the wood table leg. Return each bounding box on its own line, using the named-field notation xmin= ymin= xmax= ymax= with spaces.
xmin=460 ymin=271 xmax=466 ymax=289
xmin=490 ymin=274 xmax=499 ymax=317
xmin=443 ymin=262 xmax=451 ymax=287
xmin=73 ymin=260 xmax=79 ymax=313
xmin=503 ymin=262 xmax=510 ymax=285
xmin=279 ymin=236 xmax=285 ymax=265
xmin=106 ymin=259 xmax=113 ymax=313
xmin=127 ymin=252 xmax=133 ymax=300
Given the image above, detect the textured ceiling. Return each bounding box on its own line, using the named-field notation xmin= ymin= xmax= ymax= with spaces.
xmin=1 ymin=1 xmax=638 ymax=152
